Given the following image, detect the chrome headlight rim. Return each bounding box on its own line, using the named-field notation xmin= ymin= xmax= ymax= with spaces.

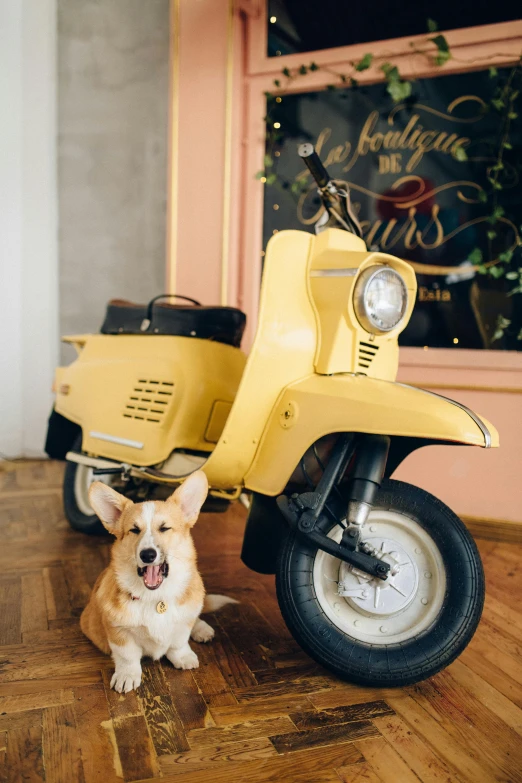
xmin=353 ymin=264 xmax=408 ymax=334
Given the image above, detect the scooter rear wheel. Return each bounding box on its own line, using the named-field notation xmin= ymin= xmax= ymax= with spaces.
xmin=275 ymin=479 xmax=484 ymax=687
xmin=63 ymin=436 xmax=110 ymax=535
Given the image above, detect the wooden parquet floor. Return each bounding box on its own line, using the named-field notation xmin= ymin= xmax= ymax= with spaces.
xmin=1 ymin=460 xmax=522 ymax=782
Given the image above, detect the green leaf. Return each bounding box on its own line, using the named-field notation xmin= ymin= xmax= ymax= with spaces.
xmin=488 ymin=205 xmax=505 ymax=223
xmin=453 ymin=145 xmax=468 ymax=161
xmin=492 ymin=328 xmax=505 ymax=342
xmin=435 ymin=49 xmax=451 ymax=66
xmin=478 ymin=190 xmax=488 ymax=203
xmin=517 ymin=329 xmax=522 ymax=341
xmin=309 ymin=61 xmax=319 ymax=71
xmin=489 ymin=265 xmax=504 ymax=278
xmin=506 ymin=271 xmax=519 ymax=280
xmin=282 ymin=67 xmax=291 ymax=78
xmin=508 ymin=111 xmax=518 ymax=119
xmin=491 ymin=98 xmax=505 ymax=111
xmin=350 ymin=77 xmax=359 ymax=88
xmin=430 ymin=34 xmax=449 ymax=52
xmin=386 ymin=78 xmax=412 ymax=103
xmin=427 ymin=18 xmax=438 ymax=32
xmin=298 ymin=65 xmax=308 ymax=75
xmin=499 ymin=250 xmax=514 ymax=263
xmin=489 ymin=66 xmax=498 ymax=78
xmin=265 ymin=173 xmax=277 ymax=185
xmin=326 ymin=84 xmax=337 ymax=91
xmin=503 ymin=141 xmax=513 ymax=150
xmin=255 ymin=170 xmax=265 ymax=180
xmin=469 ymin=247 xmax=483 ymax=265
xmin=354 ymin=53 xmax=373 ymax=72
xmin=380 ymin=62 xmax=398 ymax=79
xmin=273 ymin=79 xmax=280 ymax=87
xmin=264 ymin=155 xmax=273 ymax=168
xmin=487 ymin=230 xmax=497 ymax=240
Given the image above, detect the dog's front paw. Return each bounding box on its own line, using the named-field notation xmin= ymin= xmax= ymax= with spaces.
xmin=110 ymin=667 xmax=142 ymax=693
xmin=168 ymin=648 xmax=199 ymax=670
xmin=191 ymin=619 xmax=215 ymax=644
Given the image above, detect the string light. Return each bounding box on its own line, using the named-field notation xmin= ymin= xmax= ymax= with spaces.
xmin=273 ymin=229 xmax=279 ymax=234
xmin=276 ymin=50 xmax=282 ymax=56
xmin=453 ymin=338 xmax=459 ymax=344
xmin=274 ymin=151 xmax=280 ymax=157
xmin=423 ymin=345 xmax=429 ymax=351
xmin=274 ymin=122 xmax=281 ymax=129
xmin=260 ymin=176 xmax=266 ymax=183
xmin=276 ymin=96 xmax=282 ymax=103
xmin=270 ymin=15 xmax=277 ymax=23
xmin=273 ymin=204 xmax=279 ymax=210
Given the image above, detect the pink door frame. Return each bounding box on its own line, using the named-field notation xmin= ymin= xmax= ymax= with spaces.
xmin=168 ymin=0 xmax=522 ymax=531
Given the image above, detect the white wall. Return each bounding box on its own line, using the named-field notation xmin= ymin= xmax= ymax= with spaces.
xmin=0 ymin=0 xmax=58 ymax=458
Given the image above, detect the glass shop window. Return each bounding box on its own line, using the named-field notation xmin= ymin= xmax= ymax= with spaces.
xmin=262 ymin=68 xmax=522 ymax=350
xmin=267 ymin=1 xmax=520 ymax=57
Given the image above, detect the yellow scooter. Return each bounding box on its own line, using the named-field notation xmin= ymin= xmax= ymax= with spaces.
xmin=46 ymin=145 xmax=498 ymax=687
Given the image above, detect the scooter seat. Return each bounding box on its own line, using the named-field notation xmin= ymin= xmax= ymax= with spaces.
xmin=100 ymin=298 xmax=246 ymax=347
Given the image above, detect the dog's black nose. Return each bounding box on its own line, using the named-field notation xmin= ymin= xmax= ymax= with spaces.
xmin=140 ymin=548 xmax=157 ymax=564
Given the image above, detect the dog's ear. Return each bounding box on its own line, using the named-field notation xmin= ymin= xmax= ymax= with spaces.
xmin=169 ymin=470 xmax=208 ymax=526
xmin=88 ymin=482 xmax=131 ymax=535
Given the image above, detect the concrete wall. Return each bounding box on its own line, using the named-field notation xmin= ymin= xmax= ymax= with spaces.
xmin=58 ymin=0 xmax=170 ymax=360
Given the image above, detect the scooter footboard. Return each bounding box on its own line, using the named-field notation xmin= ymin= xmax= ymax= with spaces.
xmin=244 ymin=374 xmax=498 ymax=496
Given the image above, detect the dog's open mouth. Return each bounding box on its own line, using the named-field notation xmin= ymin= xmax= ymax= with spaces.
xmin=137 ymin=561 xmax=169 ymax=590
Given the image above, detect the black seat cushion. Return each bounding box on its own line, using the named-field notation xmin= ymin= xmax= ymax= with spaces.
xmin=100 ymin=299 xmax=246 ymax=348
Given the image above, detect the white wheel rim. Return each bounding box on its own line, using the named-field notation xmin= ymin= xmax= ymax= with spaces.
xmin=74 ymin=464 xmax=112 ymax=516
xmin=313 ymin=509 xmax=446 ymax=645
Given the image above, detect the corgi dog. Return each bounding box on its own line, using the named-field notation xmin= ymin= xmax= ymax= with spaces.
xmin=80 ymin=470 xmax=236 ymax=693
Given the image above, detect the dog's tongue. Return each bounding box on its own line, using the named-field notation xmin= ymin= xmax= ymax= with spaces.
xmin=145 ymin=565 xmax=161 ymax=587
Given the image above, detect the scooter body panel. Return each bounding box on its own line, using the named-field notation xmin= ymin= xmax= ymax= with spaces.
xmin=244 ymin=373 xmax=499 ymax=496
xmin=54 ymin=334 xmax=246 ymax=466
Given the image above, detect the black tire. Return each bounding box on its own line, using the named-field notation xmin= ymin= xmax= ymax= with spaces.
xmin=63 ymin=435 xmax=107 ymax=535
xmin=276 ymin=479 xmax=485 ymax=687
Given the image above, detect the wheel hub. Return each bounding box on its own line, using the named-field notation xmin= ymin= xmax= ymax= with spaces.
xmin=338 ymin=536 xmax=418 ymax=617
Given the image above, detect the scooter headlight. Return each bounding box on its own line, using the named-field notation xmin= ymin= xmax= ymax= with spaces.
xmin=353 ymin=265 xmax=408 ymax=334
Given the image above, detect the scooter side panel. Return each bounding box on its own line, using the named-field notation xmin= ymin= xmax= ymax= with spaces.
xmin=244 ymin=373 xmax=499 ymax=496
xmin=54 ymin=334 xmax=246 ymax=466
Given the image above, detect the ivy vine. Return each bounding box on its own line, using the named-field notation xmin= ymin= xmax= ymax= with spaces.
xmin=257 ymin=20 xmax=522 ymax=348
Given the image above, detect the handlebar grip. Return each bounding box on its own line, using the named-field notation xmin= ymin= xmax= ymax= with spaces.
xmin=298 ymin=143 xmax=331 ymax=188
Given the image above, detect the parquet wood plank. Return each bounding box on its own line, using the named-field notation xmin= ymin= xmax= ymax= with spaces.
xmin=0 ymin=671 xmax=102 ymax=697
xmin=113 ymin=714 xmax=159 ymax=782
xmin=186 ymin=715 xmax=296 ymax=749
xmin=336 ymin=762 xmax=383 ymax=783
xmin=41 ymin=703 xmax=84 ymax=783
xmin=269 ymin=719 xmax=379 ymax=753
xmin=354 ymin=737 xmax=424 ymax=783
xmin=0 ymin=576 xmax=21 ymax=645
xmin=0 ymin=730 xmax=6 ymax=783
xmin=159 ymin=736 xmax=277 ymax=775
xmin=21 ymin=573 xmax=47 ymax=634
xmin=209 ymin=692 xmax=314 ymax=725
xmin=289 ymin=700 xmax=394 ymax=730
xmin=0 ymin=689 xmax=74 ymax=715
xmin=163 ymin=667 xmax=215 ymax=731
xmin=138 ymin=661 xmax=190 ymax=754
xmin=73 ymin=684 xmax=122 ymax=783
xmin=373 ymin=713 xmax=465 ymax=783
xmin=233 ymin=675 xmax=332 ymax=702
xmin=0 ymin=709 xmax=42 ymax=732
xmin=388 ymin=694 xmax=503 ymax=783
xmin=141 ymin=741 xmax=364 ymax=783
xmin=5 ymin=724 xmax=45 ymax=783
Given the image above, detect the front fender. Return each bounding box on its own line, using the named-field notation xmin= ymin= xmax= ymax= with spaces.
xmin=244 ymin=374 xmax=498 ymax=496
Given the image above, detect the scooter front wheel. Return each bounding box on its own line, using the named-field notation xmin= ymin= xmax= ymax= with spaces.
xmin=275 ymin=479 xmax=484 ymax=687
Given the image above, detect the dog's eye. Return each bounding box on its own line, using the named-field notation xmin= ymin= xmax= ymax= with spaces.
xmin=159 ymin=525 xmax=171 ymax=533
xmin=130 ymin=527 xmax=141 ymax=535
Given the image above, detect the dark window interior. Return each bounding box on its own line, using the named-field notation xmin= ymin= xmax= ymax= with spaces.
xmin=267 ymin=1 xmax=520 ymax=57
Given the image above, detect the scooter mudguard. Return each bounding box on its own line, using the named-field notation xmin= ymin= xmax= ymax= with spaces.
xmin=244 ymin=373 xmax=498 ymax=496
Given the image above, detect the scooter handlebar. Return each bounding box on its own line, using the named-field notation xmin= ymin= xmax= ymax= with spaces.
xmin=298 ymin=143 xmax=331 ymax=188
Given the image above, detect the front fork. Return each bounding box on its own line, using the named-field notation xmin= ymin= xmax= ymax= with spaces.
xmin=277 ymin=433 xmax=391 ymax=581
